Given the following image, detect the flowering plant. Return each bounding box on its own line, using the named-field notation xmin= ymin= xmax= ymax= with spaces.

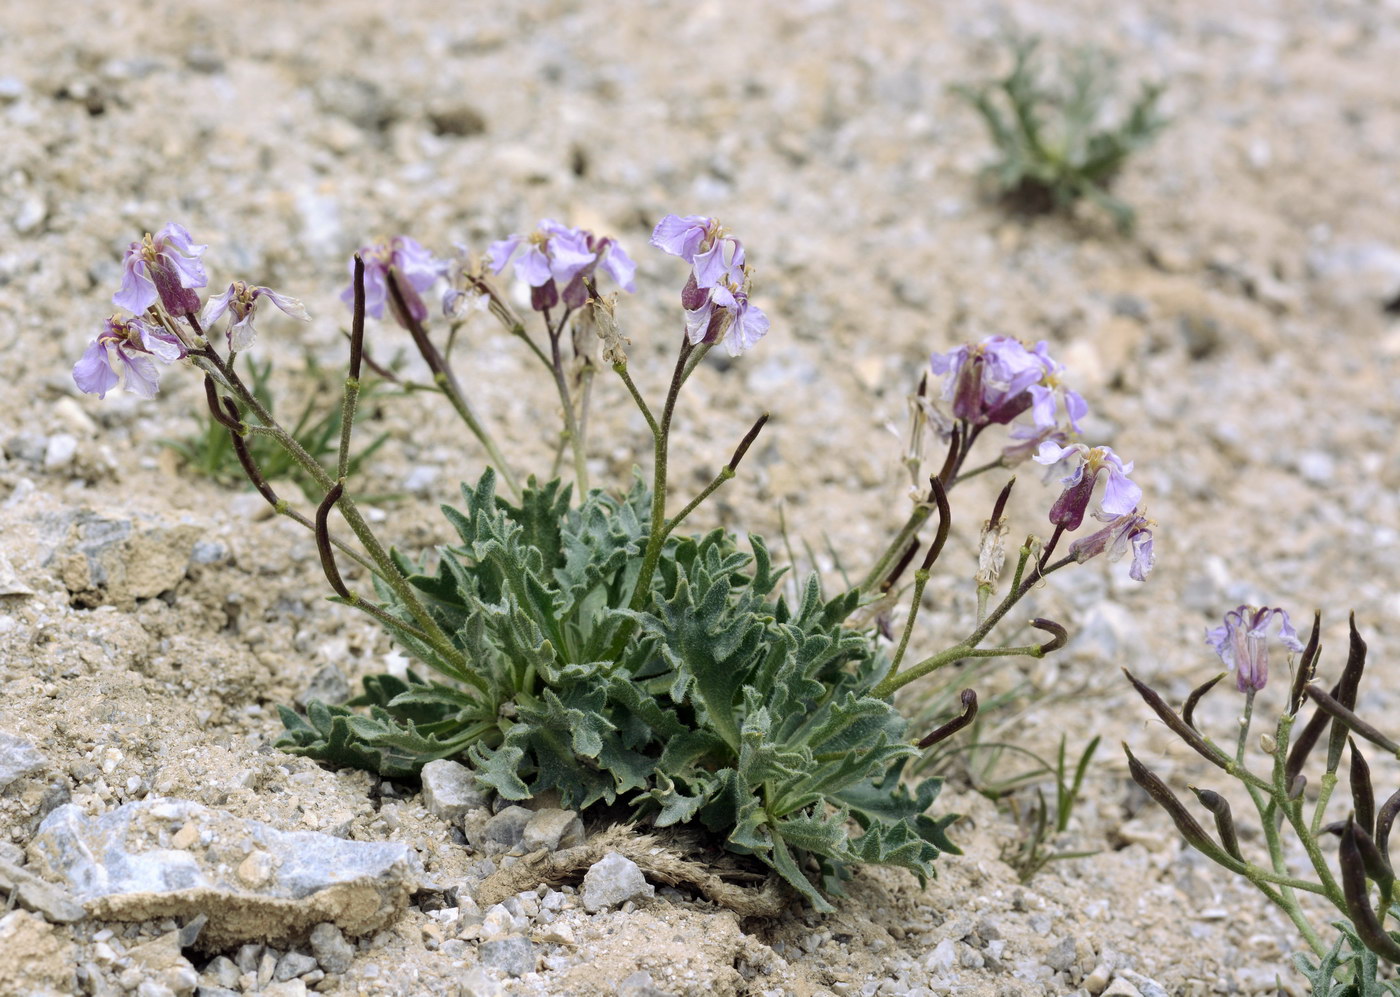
xmin=75 ymin=215 xmax=1152 ymax=909
xmin=1126 ymin=610 xmax=1400 ymax=991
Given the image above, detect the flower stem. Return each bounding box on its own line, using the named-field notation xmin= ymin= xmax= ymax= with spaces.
xmin=387 ymin=271 xmax=521 ymax=500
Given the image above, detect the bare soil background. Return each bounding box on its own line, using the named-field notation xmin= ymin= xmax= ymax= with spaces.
xmin=1 ymin=1 xmax=1398 ymax=994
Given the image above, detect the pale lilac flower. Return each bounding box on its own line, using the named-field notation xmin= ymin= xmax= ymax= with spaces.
xmin=114 ymin=223 xmax=208 ymax=317
xmin=1206 ymin=606 xmax=1305 ymax=693
xmin=1026 ymin=341 xmax=1089 ymax=433
xmin=1034 ymin=441 xmax=1140 ymax=530
xmin=340 ymin=236 xmax=440 ymax=328
xmin=650 ymin=214 xmax=715 ymax=262
xmin=489 ymin=219 xmax=635 ymax=311
xmin=684 ymin=277 xmax=769 ymax=357
xmin=202 ymin=281 xmax=309 ymax=352
xmin=930 ymin=336 xmax=1044 ymax=426
xmin=73 ymin=315 xmax=186 ymax=399
xmin=1068 ymin=508 xmax=1156 ymax=581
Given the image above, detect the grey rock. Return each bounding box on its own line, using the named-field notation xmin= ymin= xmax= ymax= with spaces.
xmin=0 ymin=856 xmax=86 ymax=923
xmin=470 ymin=806 xmax=532 ymax=856
xmin=521 ymin=808 xmax=584 ymax=852
xmin=1116 ymin=970 xmax=1169 ymax=997
xmin=618 ymin=970 xmax=676 ymax=996
xmin=0 ymin=551 xmax=33 ymax=596
xmin=309 ymin=922 xmax=353 ymax=975
xmin=28 ymin=800 xmax=420 ymax=948
xmin=188 ymin=540 xmax=230 ymax=566
xmin=0 ymin=730 xmax=46 ymax=790
xmin=201 ymin=955 xmax=239 ymax=988
xmin=274 ymin=950 xmax=318 ymax=981
xmin=196 ymin=989 xmax=240 ymax=997
xmin=43 ymin=509 xmax=200 ymax=604
xmin=42 ymin=433 xmax=75 ymax=468
xmin=459 ymin=964 xmax=502 ymax=997
xmin=581 ymin=851 xmax=653 ymax=913
xmin=0 ymin=76 xmax=25 ymax=101
xmin=234 ymin=944 xmax=263 ymax=974
xmin=1046 ymin=936 xmax=1077 ymax=973
xmin=419 ymin=759 xmax=488 ymax=821
xmin=478 ymin=934 xmax=535 ymax=977
xmin=295 ymin=664 xmax=351 ymax=708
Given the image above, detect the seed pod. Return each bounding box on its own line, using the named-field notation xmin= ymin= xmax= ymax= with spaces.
xmin=1351 ymin=739 xmax=1377 ymax=840
xmin=1306 ymin=684 xmax=1399 ymax=757
xmin=1124 ymin=745 xmax=1240 ymax=870
xmin=1287 ymin=611 xmax=1322 ymax=716
xmin=1123 ymin=669 xmax=1230 ymax=772
xmin=1339 ymin=817 xmax=1400 ymax=963
xmin=1182 ymin=673 xmax=1225 ymax=731
xmin=1376 ymin=787 xmax=1400 ymax=869
xmin=1326 ymin=614 xmax=1369 ymax=774
xmin=1285 ymin=681 xmax=1341 ymax=790
xmin=1190 ymin=787 xmax=1242 ymax=861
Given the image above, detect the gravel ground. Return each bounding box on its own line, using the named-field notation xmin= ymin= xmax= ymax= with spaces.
xmin=1 ymin=0 xmax=1399 ymax=994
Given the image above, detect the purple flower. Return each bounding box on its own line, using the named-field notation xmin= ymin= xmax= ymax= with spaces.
xmin=73 ymin=315 xmax=186 ymax=399
xmin=930 ymin=336 xmax=1088 ymax=432
xmin=930 ymin=336 xmax=1043 ymax=426
xmin=650 ymin=214 xmax=720 ymax=262
xmin=1026 ymin=341 xmax=1088 ymax=433
xmin=202 ymin=281 xmax=309 ymax=352
xmin=1068 ymin=508 xmax=1156 ymax=581
xmin=684 ymin=279 xmax=770 ymax=357
xmin=489 ymin=219 xmax=636 ymax=311
xmin=114 ymin=223 xmax=208 ymax=317
xmin=651 ymin=213 xmax=768 ymax=355
xmin=1034 ymin=442 xmax=1141 ymax=530
xmin=1206 ymin=606 xmax=1305 ymax=693
xmin=341 ymin=236 xmax=440 ymax=328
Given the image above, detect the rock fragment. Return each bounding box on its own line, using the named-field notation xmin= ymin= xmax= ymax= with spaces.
xmin=479 ymin=934 xmax=536 ymax=977
xmin=469 ymin=805 xmax=533 ymax=856
xmin=0 ymin=730 xmax=46 ymax=790
xmin=581 ymin=851 xmax=653 ymax=913
xmin=0 ymin=856 xmax=86 ymax=923
xmin=521 ymin=808 xmax=585 ymax=852
xmin=419 ymin=759 xmax=488 ymax=821
xmin=309 ymin=922 xmax=354 ymax=974
xmin=28 ymin=799 xmax=419 ymax=948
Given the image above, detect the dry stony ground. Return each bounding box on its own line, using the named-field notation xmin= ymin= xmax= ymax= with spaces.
xmin=1 ymin=0 xmax=1398 ymax=995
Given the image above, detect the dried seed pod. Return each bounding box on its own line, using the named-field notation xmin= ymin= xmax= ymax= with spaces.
xmin=1190 ymin=787 xmax=1243 ymax=861
xmin=1285 ymin=681 xmax=1341 ymax=790
xmin=1123 ymin=669 xmax=1230 ymax=772
xmin=1351 ymin=738 xmax=1377 ymax=840
xmin=1182 ymin=673 xmax=1225 ymax=731
xmin=1306 ymin=684 xmax=1399 ymax=757
xmin=917 ymin=689 xmax=978 ymax=750
xmin=1339 ymin=817 xmax=1400 ymax=962
xmin=1124 ymin=745 xmax=1240 ymax=870
xmin=1287 ymin=611 xmax=1321 ymax=716
xmin=1326 ymin=614 xmax=1369 ymax=774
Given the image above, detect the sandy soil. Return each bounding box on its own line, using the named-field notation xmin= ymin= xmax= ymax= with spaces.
xmin=2 ymin=0 xmax=1399 ymax=994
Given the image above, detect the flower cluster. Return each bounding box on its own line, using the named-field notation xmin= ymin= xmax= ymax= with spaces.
xmin=1206 ymin=605 xmax=1304 ymax=692
xmin=75 ymin=222 xmax=307 ymax=399
xmin=73 ymin=315 xmax=186 ymax=399
xmin=204 ymin=282 xmax=309 ymax=352
xmin=340 ymin=236 xmax=441 ymax=328
xmin=650 ymin=214 xmax=769 ymax=357
xmin=489 ymin=220 xmax=636 ymax=312
xmin=930 ymin=336 xmax=1086 ymax=432
xmin=114 ymin=223 xmax=208 ymax=317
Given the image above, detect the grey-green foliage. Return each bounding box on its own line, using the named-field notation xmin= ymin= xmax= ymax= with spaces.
xmin=1296 ymin=923 xmax=1400 ymax=996
xmin=956 ymin=38 xmax=1166 ymax=232
xmin=278 ymin=470 xmax=956 ymax=907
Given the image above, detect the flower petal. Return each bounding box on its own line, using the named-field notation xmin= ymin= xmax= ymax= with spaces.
xmin=73 ymin=340 xmax=119 ymax=398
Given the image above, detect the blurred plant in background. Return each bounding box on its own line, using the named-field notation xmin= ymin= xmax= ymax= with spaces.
xmin=957 ymin=38 xmax=1167 ymax=233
